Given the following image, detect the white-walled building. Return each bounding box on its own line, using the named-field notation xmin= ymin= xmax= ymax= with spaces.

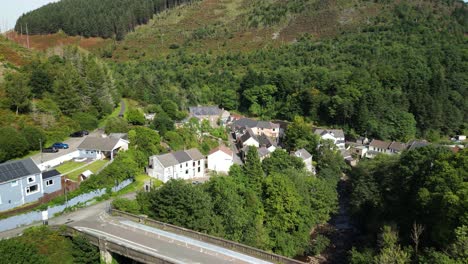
xmin=292 ymin=148 xmax=315 ymax=174
xmin=77 ymin=137 xmax=128 ymax=160
xmin=207 ymin=146 xmax=233 ymax=174
xmin=314 ymin=128 xmax=346 ymax=150
xmin=147 ymin=148 xmax=205 ymax=183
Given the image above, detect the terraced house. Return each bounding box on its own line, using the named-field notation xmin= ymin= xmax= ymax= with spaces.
xmin=147 ymin=149 xmax=205 ymax=183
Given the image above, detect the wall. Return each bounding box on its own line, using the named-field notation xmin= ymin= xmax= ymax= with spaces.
xmin=42 ymin=175 xmax=62 ymax=194
xmin=39 ymin=150 xmax=80 ymax=171
xmin=0 ymin=178 xmax=133 ymax=232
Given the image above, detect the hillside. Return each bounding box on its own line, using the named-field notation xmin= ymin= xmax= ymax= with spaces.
xmin=0 ymin=35 xmax=35 ymax=78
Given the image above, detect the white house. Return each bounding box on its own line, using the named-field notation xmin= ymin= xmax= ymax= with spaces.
xmin=207 ymin=146 xmax=233 ymax=174
xmin=233 ymin=118 xmax=282 ymax=141
xmin=292 ymin=149 xmax=315 ymax=174
xmin=238 ymin=128 xmax=260 ymax=148
xmin=314 ymin=128 xmax=345 ymax=150
xmin=189 ymin=106 xmax=230 ymax=127
xmin=147 ymin=148 xmax=205 ymax=183
xmin=77 ymin=137 xmax=129 ymax=160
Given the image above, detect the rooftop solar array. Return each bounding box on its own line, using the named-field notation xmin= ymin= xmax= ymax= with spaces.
xmin=0 ymin=158 xmax=41 ymax=183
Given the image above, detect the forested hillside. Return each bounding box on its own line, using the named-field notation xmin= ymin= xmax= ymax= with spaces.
xmin=0 ymin=45 xmax=119 ymax=162
xmin=114 ymin=0 xmax=467 ymax=140
xmin=15 ymin=0 xmax=196 ymax=40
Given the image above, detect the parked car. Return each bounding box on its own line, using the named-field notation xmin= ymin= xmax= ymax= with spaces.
xmin=42 ymin=147 xmax=59 ymax=153
xmin=52 ymin=142 xmax=69 ymax=149
xmin=70 ymin=130 xmax=89 ymax=137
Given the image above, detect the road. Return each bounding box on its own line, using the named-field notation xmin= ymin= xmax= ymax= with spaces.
xmin=31 ymin=130 xmax=104 ymax=165
xmin=228 ymin=131 xmax=243 ymax=165
xmin=118 ymin=99 xmax=126 ymax=117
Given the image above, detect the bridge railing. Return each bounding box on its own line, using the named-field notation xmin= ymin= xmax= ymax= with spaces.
xmin=111 ymin=209 xmax=305 ymax=264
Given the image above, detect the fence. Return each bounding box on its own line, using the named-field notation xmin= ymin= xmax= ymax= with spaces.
xmin=111 ymin=209 xmax=305 ymax=264
xmin=38 ymin=150 xmax=80 ymax=171
xmin=0 ymin=179 xmax=133 ymax=233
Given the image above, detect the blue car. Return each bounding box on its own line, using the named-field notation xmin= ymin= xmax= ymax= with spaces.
xmin=52 ymin=142 xmax=69 ymax=149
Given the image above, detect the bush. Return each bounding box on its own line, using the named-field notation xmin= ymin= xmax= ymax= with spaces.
xmin=169 ymin=44 xmax=180 ymax=49
xmin=21 ymin=126 xmax=46 ymax=151
xmin=308 ymin=234 xmax=330 ymax=256
xmin=112 ymin=198 xmax=141 ymax=214
xmin=72 ymin=112 xmax=99 ymax=131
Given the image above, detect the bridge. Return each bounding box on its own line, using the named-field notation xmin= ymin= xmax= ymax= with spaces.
xmin=63 ymin=209 xmax=304 ymax=264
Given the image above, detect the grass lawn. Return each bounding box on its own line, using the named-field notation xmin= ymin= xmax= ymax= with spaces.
xmin=65 ymin=160 xmax=109 ymax=181
xmin=56 ymin=161 xmax=86 ymax=174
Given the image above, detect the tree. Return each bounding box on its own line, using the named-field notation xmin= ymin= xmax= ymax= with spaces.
xmin=284 ymin=116 xmax=319 ymax=154
xmin=71 ymin=235 xmax=100 ymax=264
xmin=374 ymin=226 xmax=412 ymax=264
xmin=243 ymin=146 xmax=264 ymax=193
xmin=0 ymin=127 xmax=29 ymax=162
xmin=128 ymin=126 xmax=161 ymax=163
xmin=72 ymin=112 xmax=98 ymax=131
xmin=126 ymin=109 xmax=145 ymax=125
xmin=152 ymin=112 xmax=174 ymax=136
xmin=0 ymin=239 xmax=48 ymax=264
xmin=21 ymin=126 xmax=46 ymax=151
xmin=104 ymin=117 xmax=128 ymax=134
xmin=4 ymin=72 xmax=31 ymax=115
xmin=262 ymin=149 xmax=305 ymax=175
xmin=147 ymin=180 xmax=220 ymax=233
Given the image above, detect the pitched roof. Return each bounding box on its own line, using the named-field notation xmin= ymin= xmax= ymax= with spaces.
xmin=258 ymin=147 xmax=271 ymax=158
xmin=388 ymin=141 xmax=406 ymax=152
xmin=108 ymin=133 xmax=128 ymax=140
xmin=257 ymin=133 xmax=275 ymax=147
xmin=189 ymin=106 xmax=222 ymax=116
xmin=239 ymin=127 xmax=258 ymax=144
xmin=154 ymin=153 xmax=179 ymax=168
xmin=173 ymin=150 xmax=192 ymax=163
xmin=314 ymin=128 xmax=345 ymax=139
xmin=185 ymin=148 xmax=205 ymax=161
xmin=42 ymin=169 xmax=61 ymax=179
xmin=234 ymin=118 xmax=258 ymax=128
xmin=0 ymin=158 xmax=41 ymax=184
xmin=209 ymin=145 xmax=233 ymax=156
xmin=77 ymin=137 xmax=122 ymax=151
xmin=153 ymin=148 xmax=205 ymax=168
xmin=293 ymin=149 xmax=312 ymax=160
xmin=406 ymin=140 xmax=430 ymax=151
xmin=369 ymin=139 xmax=391 ymax=149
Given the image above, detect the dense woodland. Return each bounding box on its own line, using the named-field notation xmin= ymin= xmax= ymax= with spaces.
xmin=15 ymin=0 xmax=197 ymax=40
xmin=115 ymin=2 xmax=467 ymax=141
xmin=349 ymin=147 xmax=467 ymax=263
xmin=0 ymin=47 xmax=118 ymax=162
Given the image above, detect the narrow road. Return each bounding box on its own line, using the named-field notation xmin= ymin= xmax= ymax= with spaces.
xmin=118 ymin=99 xmax=126 ymax=118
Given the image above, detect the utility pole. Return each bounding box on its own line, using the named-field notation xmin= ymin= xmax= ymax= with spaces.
xmin=26 ymin=23 xmax=30 ymax=49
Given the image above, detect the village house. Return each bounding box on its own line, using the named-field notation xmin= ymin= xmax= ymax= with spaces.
xmin=406 ymin=140 xmax=430 ymax=151
xmin=147 ymin=148 xmax=205 ymax=183
xmin=233 ymin=118 xmax=281 ymax=141
xmin=77 ymin=137 xmax=129 ymax=160
xmin=189 ymin=106 xmax=230 ymax=127
xmin=0 ymin=158 xmax=62 ymax=212
xmin=314 ymin=128 xmax=346 ymax=150
xmin=292 ymin=148 xmax=315 ymax=174
xmin=366 ymin=139 xmax=407 ymax=158
xmin=207 ymin=146 xmax=233 ymax=174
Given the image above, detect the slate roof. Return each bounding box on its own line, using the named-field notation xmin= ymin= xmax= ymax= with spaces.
xmin=234 ymin=118 xmax=258 ymax=129
xmin=407 ymin=140 xmax=430 ymax=151
xmin=293 ymin=149 xmax=312 ymax=160
xmin=388 ymin=141 xmax=407 ymax=152
xmin=239 ymin=128 xmax=258 ymax=144
xmin=209 ymin=145 xmax=233 ymax=156
xmin=0 ymin=158 xmax=41 ymax=184
xmin=77 ymin=137 xmax=122 ymax=151
xmin=109 ymin=133 xmax=128 ymax=140
xmin=173 ymin=150 xmax=192 ymax=163
xmin=42 ymin=169 xmax=61 ymax=180
xmin=314 ymin=128 xmax=345 ymax=139
xmin=185 ymin=148 xmax=205 ymax=161
xmin=153 ymin=148 xmax=204 ymax=168
xmin=257 ymin=133 xmax=275 ymax=147
xmin=189 ymin=106 xmax=222 ymax=116
xmin=154 ymin=153 xmax=179 ymax=168
xmin=369 ymin=139 xmax=391 ymax=149
xmin=258 ymin=147 xmax=271 ymax=158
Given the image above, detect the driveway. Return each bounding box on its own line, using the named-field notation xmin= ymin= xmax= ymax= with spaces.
xmin=227 ymin=131 xmax=243 ymax=165
xmin=31 ymin=130 xmax=105 ymax=164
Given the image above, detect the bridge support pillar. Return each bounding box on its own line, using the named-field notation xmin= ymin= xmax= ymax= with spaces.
xmin=99 ymin=237 xmax=113 ymax=264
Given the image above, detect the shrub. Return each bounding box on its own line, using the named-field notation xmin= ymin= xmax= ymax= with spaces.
xmin=112 ymin=198 xmax=141 ymax=214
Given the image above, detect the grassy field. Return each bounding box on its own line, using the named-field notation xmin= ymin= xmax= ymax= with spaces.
xmin=57 ymin=160 xmax=109 ymax=181
xmin=113 ymin=174 xmax=162 ymax=196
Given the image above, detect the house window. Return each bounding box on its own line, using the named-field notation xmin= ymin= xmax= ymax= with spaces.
xmin=27 ymin=176 xmax=35 ymax=183
xmin=180 ymin=164 xmax=182 ymax=168
xmin=186 ymin=162 xmax=188 ymax=167
xmin=198 ymin=160 xmax=200 ymax=165
xmin=273 ymin=128 xmax=275 ymax=131
xmin=198 ymin=167 xmax=201 ymax=173
xmin=185 ymin=170 xmax=188 ymax=174
xmin=11 ymin=180 xmax=18 ymax=187
xmin=193 ymin=162 xmax=195 ymax=167
xmin=46 ymin=179 xmax=54 ymax=186
xmin=25 ymin=184 xmax=39 ymax=195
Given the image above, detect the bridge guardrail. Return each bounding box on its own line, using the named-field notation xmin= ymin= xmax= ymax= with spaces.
xmin=111 ymin=209 xmax=305 ymax=264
